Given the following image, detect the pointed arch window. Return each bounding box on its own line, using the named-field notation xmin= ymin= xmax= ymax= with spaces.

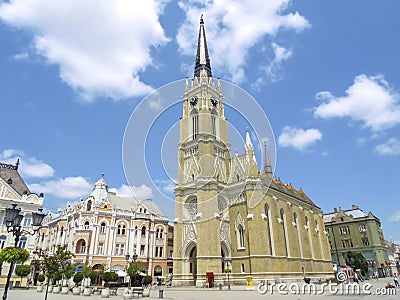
xmin=87 ymin=200 xmax=92 ymax=211
xmin=191 ymin=110 xmax=199 ymax=140
xmin=211 ymin=110 xmax=219 ymax=138
xmin=235 ymin=214 xmax=245 ymax=249
xmin=100 ymin=222 xmax=106 ymax=233
xmin=280 ymin=208 xmax=289 ymax=256
xmin=264 ymin=204 xmax=273 ymax=255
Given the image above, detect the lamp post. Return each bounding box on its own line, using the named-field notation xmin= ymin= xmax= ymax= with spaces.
xmin=2 ymin=204 xmax=45 ymax=300
xmin=125 ymin=252 xmax=138 ymax=288
xmin=222 ymin=257 xmax=232 ymax=290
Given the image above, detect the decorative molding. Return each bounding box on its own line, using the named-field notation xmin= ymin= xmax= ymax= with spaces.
xmin=246 ymin=213 xmax=253 ymax=220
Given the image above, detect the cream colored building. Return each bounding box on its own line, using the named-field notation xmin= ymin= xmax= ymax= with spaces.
xmin=37 ymin=175 xmax=171 ymax=282
xmin=172 ymin=17 xmax=333 ymax=287
xmin=0 ymin=160 xmax=44 ymax=285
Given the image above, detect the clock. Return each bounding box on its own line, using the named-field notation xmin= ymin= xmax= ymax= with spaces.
xmin=190 ymin=96 xmax=198 ymax=107
xmin=210 ymin=98 xmax=218 ymax=107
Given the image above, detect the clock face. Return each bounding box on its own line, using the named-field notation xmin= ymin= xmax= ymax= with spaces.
xmin=210 ymin=98 xmax=218 ymax=107
xmin=190 ymin=96 xmax=198 ymax=107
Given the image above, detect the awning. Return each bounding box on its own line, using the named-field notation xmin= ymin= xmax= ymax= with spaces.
xmin=116 ymin=270 xmax=127 ymax=277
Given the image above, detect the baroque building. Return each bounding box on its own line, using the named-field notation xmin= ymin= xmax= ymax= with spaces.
xmin=0 ymin=160 xmax=44 ymax=284
xmin=172 ymin=17 xmax=332 ymax=287
xmin=323 ymin=205 xmax=389 ymax=277
xmin=37 ymin=175 xmax=172 ymax=282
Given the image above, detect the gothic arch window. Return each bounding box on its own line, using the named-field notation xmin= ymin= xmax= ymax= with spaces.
xmin=264 ymin=204 xmax=273 ymax=255
xmin=84 ymin=221 xmax=90 ymax=230
xmin=293 ymin=212 xmax=302 ymax=258
xmin=280 ymin=208 xmax=289 ymax=257
xmin=190 ymin=110 xmax=199 ymax=140
xmin=141 ymin=226 xmax=146 ymax=236
xmin=211 ymin=109 xmax=219 ymax=138
xmin=235 ymin=214 xmax=245 ymax=249
xmin=87 ymin=200 xmax=92 ymax=211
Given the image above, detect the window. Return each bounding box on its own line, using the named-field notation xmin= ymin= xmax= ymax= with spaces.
xmin=98 ymin=243 xmax=104 ymax=255
xmin=0 ymin=235 xmax=6 ymax=249
xmin=84 ymin=221 xmax=90 ymax=230
xmin=362 ymin=238 xmax=369 ymax=246
xmin=238 ymin=225 xmax=245 ymax=248
xmin=87 ymin=200 xmax=92 ymax=211
xmin=155 ymin=247 xmax=163 ymax=257
xmin=211 ymin=111 xmax=218 ymax=138
xmin=156 ymin=228 xmax=164 ymax=238
xmin=329 ymin=240 xmax=332 ymax=250
xmin=339 ymin=226 xmax=350 ymax=235
xmin=18 ymin=236 xmax=27 ymax=248
xmin=121 ymin=225 xmax=126 ymax=235
xmin=115 ymin=244 xmax=124 ymax=256
xmin=191 ymin=112 xmax=198 ymax=140
xmin=280 ymin=208 xmax=288 ymax=257
xmin=341 ymin=239 xmax=353 ymax=248
xmin=23 ymin=214 xmax=32 ymax=227
xmin=135 ymin=226 xmax=138 ymax=235
xmin=140 ymin=245 xmax=145 ymax=256
xmin=241 ymin=263 xmax=245 ymax=273
xmin=77 ymin=240 xmax=87 ymax=253
xmin=60 ymin=226 xmax=64 ymax=237
xmin=117 ymin=225 xmax=122 ymax=235
xmin=141 ymin=226 xmax=146 ymax=236
xmin=264 ymin=204 xmax=273 ymax=255
xmin=100 ymin=222 xmax=106 ymax=233
xmin=359 ymin=224 xmax=366 ymax=232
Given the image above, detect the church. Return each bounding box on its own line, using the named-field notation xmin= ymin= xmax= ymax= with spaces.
xmin=172 ymin=16 xmax=333 ymax=287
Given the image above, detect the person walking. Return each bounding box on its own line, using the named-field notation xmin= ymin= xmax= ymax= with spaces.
xmin=394 ymin=274 xmax=399 ymax=287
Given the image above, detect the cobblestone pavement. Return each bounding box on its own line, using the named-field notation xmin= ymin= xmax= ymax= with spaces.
xmin=2 ymin=280 xmax=399 ymax=300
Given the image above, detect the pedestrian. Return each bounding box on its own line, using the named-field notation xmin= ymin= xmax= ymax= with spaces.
xmin=394 ymin=274 xmax=399 ymax=287
xmin=354 ymin=272 xmax=359 ymax=284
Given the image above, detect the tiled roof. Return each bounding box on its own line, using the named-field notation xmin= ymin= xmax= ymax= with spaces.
xmin=265 ymin=177 xmax=316 ymax=207
xmin=0 ymin=161 xmax=30 ymax=196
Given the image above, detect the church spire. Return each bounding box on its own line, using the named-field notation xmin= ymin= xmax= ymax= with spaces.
xmin=194 ymin=14 xmax=212 ymax=78
xmin=264 ymin=142 xmax=273 ymax=176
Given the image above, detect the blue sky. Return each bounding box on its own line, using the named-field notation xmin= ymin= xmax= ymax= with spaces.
xmin=1 ymin=1 xmax=400 ymax=244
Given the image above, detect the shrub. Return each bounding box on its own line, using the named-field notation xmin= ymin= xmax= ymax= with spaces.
xmin=142 ymin=275 xmax=152 ymax=286
xmin=38 ymin=274 xmax=46 ymax=283
xmin=73 ymin=272 xmax=84 ymax=285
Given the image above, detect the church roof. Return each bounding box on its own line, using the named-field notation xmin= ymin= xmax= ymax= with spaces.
xmin=194 ymin=15 xmax=212 ymax=78
xmin=268 ymin=177 xmax=317 ymax=207
xmin=0 ymin=160 xmax=30 ymax=196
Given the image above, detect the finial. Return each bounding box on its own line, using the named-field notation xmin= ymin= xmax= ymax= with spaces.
xmin=16 ymin=158 xmax=20 ymax=170
xmin=101 ymin=173 xmax=104 ymax=178
xmin=200 ymin=14 xmax=204 ymax=24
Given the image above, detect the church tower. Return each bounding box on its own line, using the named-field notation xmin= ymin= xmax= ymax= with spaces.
xmin=173 ymin=16 xmax=231 ymax=287
xmin=172 ymin=15 xmax=333 ymax=287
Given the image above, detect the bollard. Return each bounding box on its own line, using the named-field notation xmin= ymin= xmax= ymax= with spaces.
xmin=159 ymin=289 xmax=164 ymax=298
xmin=219 ymin=284 xmax=222 ymax=290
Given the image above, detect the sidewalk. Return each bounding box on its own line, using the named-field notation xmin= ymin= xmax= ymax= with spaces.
xmin=1 ymin=280 xmax=399 ymax=300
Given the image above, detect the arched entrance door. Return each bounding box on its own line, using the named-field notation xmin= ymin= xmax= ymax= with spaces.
xmin=189 ymin=246 xmax=197 ymax=285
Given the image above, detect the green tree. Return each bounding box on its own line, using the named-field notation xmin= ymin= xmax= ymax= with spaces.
xmin=345 ymin=251 xmax=368 ymax=276
xmin=73 ymin=272 xmax=84 ymax=286
xmin=15 ymin=264 xmax=32 ymax=286
xmin=39 ymin=245 xmax=75 ymax=300
xmin=101 ymin=272 xmax=118 ymax=287
xmin=126 ymin=261 xmax=144 ymax=287
xmin=82 ymin=265 xmax=97 ymax=286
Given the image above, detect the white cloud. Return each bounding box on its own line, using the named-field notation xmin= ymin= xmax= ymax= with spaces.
xmin=0 ymin=0 xmax=169 ymax=101
xmin=389 ymin=211 xmax=400 ymax=222
xmin=265 ymin=43 xmax=293 ymax=82
xmin=110 ymin=184 xmax=153 ymax=199
xmin=278 ymin=126 xmax=322 ymax=151
xmin=0 ymin=149 xmax=54 ymax=178
xmin=314 ymin=74 xmax=400 ymax=132
xmin=177 ymin=0 xmax=309 ymax=83
xmin=29 ymin=176 xmax=92 ymax=199
xmin=154 ymin=179 xmax=175 ymax=194
xmin=375 ymin=138 xmax=400 ymax=156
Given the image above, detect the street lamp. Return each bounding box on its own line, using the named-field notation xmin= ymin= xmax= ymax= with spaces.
xmin=125 ymin=252 xmax=138 ymax=288
xmin=2 ymin=204 xmax=45 ymax=300
xmin=222 ymin=257 xmax=232 ymax=290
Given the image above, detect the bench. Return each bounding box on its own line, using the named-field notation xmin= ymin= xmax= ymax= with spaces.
xmin=131 ymin=287 xmax=144 ymax=297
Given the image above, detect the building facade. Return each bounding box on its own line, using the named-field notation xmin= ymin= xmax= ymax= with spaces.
xmin=323 ymin=205 xmax=389 ymax=277
xmin=0 ymin=160 xmax=44 ymax=283
xmin=172 ymin=17 xmax=333 ymax=287
xmin=37 ymin=175 xmax=171 ymax=282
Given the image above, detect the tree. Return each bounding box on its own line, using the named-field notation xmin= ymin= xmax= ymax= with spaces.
xmin=15 ymin=264 xmax=32 ymax=286
xmin=82 ymin=265 xmax=97 ymax=287
xmin=73 ymin=272 xmax=84 ymax=286
xmin=101 ymin=272 xmax=118 ymax=287
xmin=0 ymin=247 xmax=30 ymax=264
xmin=126 ymin=261 xmax=144 ymax=287
xmin=39 ymin=245 xmax=75 ymax=300
xmin=345 ymin=251 xmax=368 ymax=276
